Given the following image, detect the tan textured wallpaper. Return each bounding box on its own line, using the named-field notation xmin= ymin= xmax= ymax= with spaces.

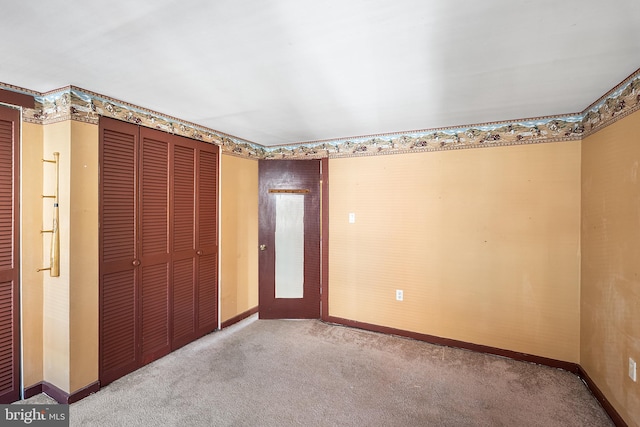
xmin=329 ymin=141 xmax=581 ymax=362
xmin=68 ymin=121 xmax=99 ymax=392
xmin=582 ymin=109 xmax=640 ymax=426
xmin=220 ymin=154 xmax=259 ymax=323
xmin=37 ymin=120 xmax=99 ymax=394
xmin=21 ymin=122 xmax=44 ymax=388
xmin=42 ymin=121 xmax=71 ymax=392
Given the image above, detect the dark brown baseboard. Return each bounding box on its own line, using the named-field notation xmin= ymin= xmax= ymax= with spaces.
xmin=221 ymin=306 xmax=259 ymax=329
xmin=324 ymin=315 xmax=579 ymax=372
xmin=577 ymin=366 xmax=627 ymax=427
xmin=323 ymin=315 xmax=625 ymax=426
xmin=23 ymin=382 xmax=43 ymax=399
xmin=36 ymin=381 xmax=100 ymax=404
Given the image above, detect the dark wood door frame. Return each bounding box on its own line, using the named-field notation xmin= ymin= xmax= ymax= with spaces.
xmin=320 ymin=157 xmax=329 ymax=321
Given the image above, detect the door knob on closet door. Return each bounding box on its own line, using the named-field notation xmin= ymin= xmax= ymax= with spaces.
xmin=132 ymin=259 xmax=141 ymax=266
xmin=196 ymin=250 xmax=203 ymax=256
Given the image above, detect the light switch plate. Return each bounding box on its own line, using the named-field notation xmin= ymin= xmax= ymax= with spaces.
xmin=349 ymin=213 xmax=356 ymax=223
xmin=630 ymin=358 xmax=637 ymax=382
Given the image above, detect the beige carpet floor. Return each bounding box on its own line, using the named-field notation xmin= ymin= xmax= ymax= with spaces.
xmin=20 ymin=315 xmax=613 ymax=426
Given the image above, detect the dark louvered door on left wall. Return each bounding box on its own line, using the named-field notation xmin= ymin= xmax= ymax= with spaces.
xmin=0 ymin=106 xmax=20 ymax=403
xmin=99 ymin=118 xmax=139 ymax=386
xmin=100 ymin=117 xmax=219 ymax=386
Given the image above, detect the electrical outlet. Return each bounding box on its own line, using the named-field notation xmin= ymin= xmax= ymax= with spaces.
xmin=630 ymin=358 xmax=637 ymax=382
xmin=396 ymin=290 xmax=403 ymax=301
xmin=348 ymin=213 xmax=356 ymax=223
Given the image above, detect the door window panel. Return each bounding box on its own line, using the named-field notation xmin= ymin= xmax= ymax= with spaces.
xmin=275 ymin=194 xmax=304 ymax=299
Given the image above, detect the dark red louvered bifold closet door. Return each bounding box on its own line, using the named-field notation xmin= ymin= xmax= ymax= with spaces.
xmin=100 ymin=118 xmax=218 ymax=386
xmin=171 ymin=140 xmax=197 ymax=348
xmin=171 ymin=136 xmax=218 ymax=348
xmin=0 ymin=106 xmax=20 ymax=403
xmin=99 ymin=118 xmax=139 ymax=385
xmin=196 ymin=147 xmax=218 ymax=336
xmin=139 ymin=128 xmax=171 ymax=365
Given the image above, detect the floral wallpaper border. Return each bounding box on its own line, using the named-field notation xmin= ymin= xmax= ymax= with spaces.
xmin=3 ymin=66 xmax=640 ymax=159
xmin=23 ymin=86 xmax=267 ymax=158
xmin=263 ymin=116 xmax=585 ymax=159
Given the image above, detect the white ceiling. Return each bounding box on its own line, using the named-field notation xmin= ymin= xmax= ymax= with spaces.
xmin=1 ymin=1 xmax=640 ymax=146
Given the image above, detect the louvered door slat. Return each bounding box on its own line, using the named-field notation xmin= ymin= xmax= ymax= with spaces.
xmin=0 ymin=107 xmax=19 ymax=403
xmin=198 ymin=150 xmax=217 ymax=247
xmin=101 ymin=270 xmax=137 ymax=373
xmin=172 ymin=258 xmax=195 ymax=343
xmin=141 ymin=264 xmax=169 ymax=362
xmin=0 ymin=283 xmax=15 ymax=398
xmin=197 ymin=254 xmax=217 ymax=332
xmin=141 ymin=136 xmax=169 ymax=256
xmin=173 ymin=145 xmax=195 ymax=251
xmin=0 ymin=119 xmax=13 ymax=270
xmin=102 ymin=128 xmax=136 ymax=263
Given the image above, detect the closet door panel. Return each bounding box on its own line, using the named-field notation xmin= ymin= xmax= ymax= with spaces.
xmin=139 ymin=129 xmax=170 ymax=363
xmin=171 ymin=140 xmax=197 ymax=347
xmin=99 ymin=118 xmax=139 ymax=385
xmin=197 ymin=148 xmax=218 ymax=335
